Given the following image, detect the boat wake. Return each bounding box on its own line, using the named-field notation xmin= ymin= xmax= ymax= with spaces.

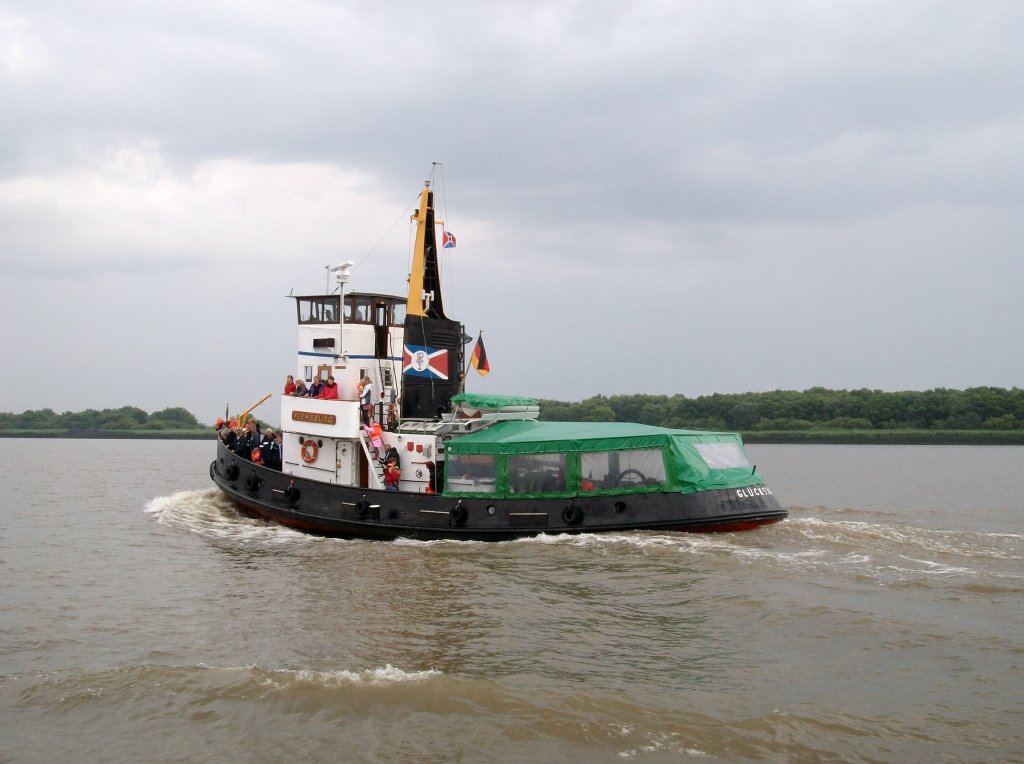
xmin=0 ymin=661 xmax=743 ymax=760
xmin=144 ymin=489 xmax=318 ymax=545
xmin=145 ymin=492 xmax=1022 ymax=594
xmin=789 ymin=514 xmax=1024 ymax=560
xmin=2 ymin=662 xmax=445 ymax=728
xmin=506 ymin=510 xmax=1024 ymax=592
xmin=11 ymin=658 xmax=985 ymax=762
xmin=691 ymin=509 xmax=1024 ymax=591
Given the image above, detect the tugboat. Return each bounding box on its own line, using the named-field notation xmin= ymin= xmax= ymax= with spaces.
xmin=210 ymin=177 xmax=787 ymax=540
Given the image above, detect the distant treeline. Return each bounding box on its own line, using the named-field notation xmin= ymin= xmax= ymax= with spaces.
xmin=4 ymin=387 xmax=1024 ymax=439
xmin=0 ymin=406 xmax=203 ymax=433
xmin=538 ymin=386 xmax=1024 ymax=431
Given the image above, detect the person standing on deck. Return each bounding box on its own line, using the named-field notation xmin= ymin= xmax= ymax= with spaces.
xmin=359 ymin=375 xmax=374 ymax=425
xmin=216 ymin=419 xmax=237 ymax=448
xmin=261 ymin=431 xmax=283 ymax=470
xmin=232 ymin=419 xmax=261 ymax=461
xmin=319 ymin=376 xmax=339 ymax=399
xmin=383 ymin=457 xmax=401 ymax=491
xmin=365 ymin=422 xmax=384 ymax=460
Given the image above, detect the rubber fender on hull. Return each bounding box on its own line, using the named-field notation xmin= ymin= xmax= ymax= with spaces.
xmin=223 ymin=463 xmax=240 ymax=482
xmin=562 ymin=505 xmax=583 ymax=525
xmin=243 ymin=474 xmax=261 ymax=492
xmin=283 ymin=484 xmax=300 ymax=503
xmin=356 ymin=499 xmax=370 ymax=519
xmin=450 ymin=505 xmax=468 ymax=526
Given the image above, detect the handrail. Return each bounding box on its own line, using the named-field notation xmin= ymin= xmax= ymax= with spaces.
xmin=357 ymin=429 xmax=385 ymax=490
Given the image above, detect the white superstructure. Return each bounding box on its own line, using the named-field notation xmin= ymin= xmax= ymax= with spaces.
xmin=280 ymin=290 xmax=438 ymax=492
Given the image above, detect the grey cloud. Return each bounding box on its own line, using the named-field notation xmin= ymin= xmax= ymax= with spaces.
xmin=0 ymin=0 xmax=1021 ymax=420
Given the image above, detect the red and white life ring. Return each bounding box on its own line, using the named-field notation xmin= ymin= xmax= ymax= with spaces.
xmin=301 ymin=439 xmax=319 ymax=464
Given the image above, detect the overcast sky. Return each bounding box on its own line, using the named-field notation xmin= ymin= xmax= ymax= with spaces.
xmin=1 ymin=0 xmax=1021 ymax=424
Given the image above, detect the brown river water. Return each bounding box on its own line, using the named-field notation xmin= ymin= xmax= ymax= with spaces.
xmin=1 ymin=440 xmax=1021 ymax=763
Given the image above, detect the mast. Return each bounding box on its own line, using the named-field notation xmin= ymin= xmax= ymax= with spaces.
xmin=400 ymin=181 xmax=464 ymax=419
xmin=406 ymin=184 xmax=447 ymax=319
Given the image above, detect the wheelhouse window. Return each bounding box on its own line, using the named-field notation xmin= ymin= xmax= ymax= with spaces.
xmin=693 ymin=442 xmax=751 ymax=469
xmin=351 ymin=297 xmax=372 ymax=323
xmin=297 ymin=297 xmax=341 ymax=324
xmin=580 ymin=448 xmax=667 ymax=491
xmin=508 ymin=453 xmax=566 ymax=494
xmin=446 ymin=454 xmax=497 ymax=493
xmin=392 ymin=303 xmax=406 ymax=326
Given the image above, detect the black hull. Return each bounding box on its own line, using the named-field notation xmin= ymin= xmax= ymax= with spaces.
xmin=211 ymin=442 xmax=787 ymax=541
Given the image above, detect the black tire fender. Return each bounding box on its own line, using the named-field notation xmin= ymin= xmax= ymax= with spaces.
xmin=562 ymin=505 xmax=583 ymax=525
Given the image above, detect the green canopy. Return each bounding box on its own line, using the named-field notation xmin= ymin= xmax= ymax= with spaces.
xmin=443 ymin=420 xmax=765 ymax=498
xmin=450 ymin=392 xmax=539 ymax=409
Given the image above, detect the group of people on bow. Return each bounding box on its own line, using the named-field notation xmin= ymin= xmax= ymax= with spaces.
xmin=216 ymin=417 xmax=283 ymax=470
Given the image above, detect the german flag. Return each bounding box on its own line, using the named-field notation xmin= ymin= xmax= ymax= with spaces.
xmin=470 ymin=333 xmax=490 ymax=376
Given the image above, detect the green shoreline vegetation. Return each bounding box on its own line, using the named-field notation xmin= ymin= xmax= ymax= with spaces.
xmin=0 ymin=406 xmax=214 ymax=440
xmin=2 ymin=387 xmax=1023 ymax=444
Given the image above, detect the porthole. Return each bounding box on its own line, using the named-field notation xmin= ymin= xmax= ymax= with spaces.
xmin=486 ymin=505 xmax=496 ymax=516
xmin=614 ymin=501 xmax=627 ymax=513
